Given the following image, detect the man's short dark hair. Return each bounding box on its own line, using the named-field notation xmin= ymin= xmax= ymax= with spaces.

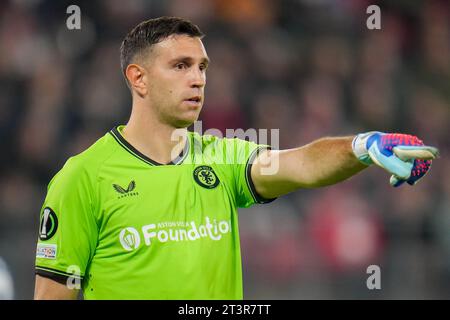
xmin=120 ymin=16 xmax=204 ymax=83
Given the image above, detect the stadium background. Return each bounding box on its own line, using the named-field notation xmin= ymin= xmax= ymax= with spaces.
xmin=0 ymin=0 xmax=449 ymax=299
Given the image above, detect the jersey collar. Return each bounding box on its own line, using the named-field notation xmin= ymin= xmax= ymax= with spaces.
xmin=109 ymin=125 xmax=190 ymax=166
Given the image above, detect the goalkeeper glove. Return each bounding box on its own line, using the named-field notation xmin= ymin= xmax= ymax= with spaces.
xmin=352 ymin=132 xmax=439 ymax=187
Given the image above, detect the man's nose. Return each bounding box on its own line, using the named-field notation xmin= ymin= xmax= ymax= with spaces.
xmin=189 ymin=69 xmax=206 ymax=88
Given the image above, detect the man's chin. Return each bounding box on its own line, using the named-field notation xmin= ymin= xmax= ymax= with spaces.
xmin=179 ymin=109 xmax=203 ymax=127
xmin=172 ymin=117 xmax=199 ymax=129
xmin=164 ymin=108 xmax=202 ymax=129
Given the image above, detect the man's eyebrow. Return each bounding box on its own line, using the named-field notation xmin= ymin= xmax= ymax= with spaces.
xmin=169 ymin=56 xmax=210 ymax=65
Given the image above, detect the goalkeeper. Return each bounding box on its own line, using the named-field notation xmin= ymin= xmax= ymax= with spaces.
xmin=34 ymin=17 xmax=439 ymax=299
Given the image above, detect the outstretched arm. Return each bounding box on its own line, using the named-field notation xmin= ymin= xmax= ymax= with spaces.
xmin=251 ymin=132 xmax=438 ymax=199
xmin=251 ymin=136 xmax=367 ymax=199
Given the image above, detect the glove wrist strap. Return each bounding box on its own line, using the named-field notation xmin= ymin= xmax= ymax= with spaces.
xmin=352 ymin=132 xmax=379 ymax=165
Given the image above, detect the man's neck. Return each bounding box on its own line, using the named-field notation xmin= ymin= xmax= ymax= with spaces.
xmin=122 ymin=107 xmax=187 ymax=165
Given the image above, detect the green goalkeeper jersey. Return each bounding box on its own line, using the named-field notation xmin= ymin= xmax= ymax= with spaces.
xmin=35 ymin=125 xmax=274 ymax=299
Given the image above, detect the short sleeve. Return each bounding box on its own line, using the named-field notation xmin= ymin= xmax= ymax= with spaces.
xmin=35 ymin=158 xmax=99 ymax=284
xmin=224 ymin=138 xmax=277 ymax=208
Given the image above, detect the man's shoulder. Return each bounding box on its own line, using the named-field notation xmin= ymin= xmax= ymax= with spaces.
xmin=52 ymin=131 xmax=118 ymax=184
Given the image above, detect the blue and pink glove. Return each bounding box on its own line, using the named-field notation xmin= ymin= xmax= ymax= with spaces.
xmin=352 ymin=132 xmax=439 ymax=187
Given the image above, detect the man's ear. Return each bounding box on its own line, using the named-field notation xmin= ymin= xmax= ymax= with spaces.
xmin=125 ymin=64 xmax=148 ymax=97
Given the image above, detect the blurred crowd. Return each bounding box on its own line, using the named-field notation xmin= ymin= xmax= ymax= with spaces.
xmin=0 ymin=0 xmax=449 ymax=299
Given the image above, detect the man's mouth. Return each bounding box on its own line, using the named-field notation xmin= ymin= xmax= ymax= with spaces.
xmin=185 ymin=96 xmax=201 ymax=103
xmin=184 ymin=96 xmax=202 ymax=107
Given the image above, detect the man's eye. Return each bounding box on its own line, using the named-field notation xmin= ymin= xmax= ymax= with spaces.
xmin=176 ymin=63 xmax=187 ymax=70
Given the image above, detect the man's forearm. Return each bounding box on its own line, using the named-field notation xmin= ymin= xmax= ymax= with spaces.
xmin=292 ymin=136 xmax=368 ymax=187
xmin=252 ymin=136 xmax=368 ymax=198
